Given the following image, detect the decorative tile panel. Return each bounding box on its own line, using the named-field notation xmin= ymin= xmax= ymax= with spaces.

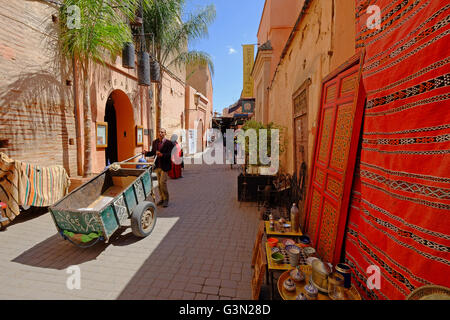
xmin=113 ymin=195 xmax=128 ymax=226
xmin=307 ymin=189 xmax=322 ymax=243
xmin=317 ymin=201 xmax=339 ymax=262
xmin=326 ymin=176 xmax=343 ymax=199
xmin=318 ymin=108 xmax=334 ymax=163
xmin=134 ymin=180 xmax=145 ymax=203
xmin=330 ymin=103 xmax=354 ymax=171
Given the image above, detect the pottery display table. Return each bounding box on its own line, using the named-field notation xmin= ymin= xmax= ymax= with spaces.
xmin=278 ymin=266 xmax=330 ymax=300
xmin=264 ymin=221 xmax=303 ymax=238
xmin=265 ymin=240 xmax=314 ymax=299
xmin=277 ymin=267 xmax=362 ymax=300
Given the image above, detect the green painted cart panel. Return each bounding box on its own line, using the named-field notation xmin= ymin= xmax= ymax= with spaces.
xmin=134 ymin=180 xmax=145 ymax=203
xmin=100 ymin=206 xmax=119 ymax=237
xmin=141 ymin=171 xmax=151 ymax=197
xmin=124 ymin=186 xmax=137 ymax=214
xmin=50 ymin=165 xmax=155 ymax=244
xmin=51 ymin=209 xmax=103 ymax=234
xmin=113 ymin=195 xmax=129 ymax=226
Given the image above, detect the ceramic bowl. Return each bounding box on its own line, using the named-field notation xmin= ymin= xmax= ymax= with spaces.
xmin=306 ymin=257 xmax=319 ymax=266
xmin=304 ymin=282 xmax=319 ymax=299
xmin=271 ymin=252 xmax=284 ymax=264
xmin=299 ymin=235 xmax=311 ymax=246
xmin=267 ymin=237 xmax=279 ymax=248
xmin=271 ymin=247 xmax=280 ymax=254
xmin=282 ymin=238 xmax=296 ymax=246
xmin=283 ymin=278 xmax=296 ymax=292
xmin=285 ymin=244 xmax=301 ymax=254
xmin=296 ymin=293 xmax=307 ymax=300
xmin=290 ymin=268 xmax=305 ymax=282
xmin=303 ymin=246 xmax=316 ymax=257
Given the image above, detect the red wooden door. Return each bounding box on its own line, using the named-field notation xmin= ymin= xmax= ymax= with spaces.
xmin=304 ymin=53 xmax=365 ymax=265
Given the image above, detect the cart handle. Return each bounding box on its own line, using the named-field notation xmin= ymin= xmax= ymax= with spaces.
xmin=119 ymin=153 xmax=143 ymax=164
xmin=109 ymin=154 xmax=156 ymax=171
xmin=118 ymin=154 xmax=157 ymax=166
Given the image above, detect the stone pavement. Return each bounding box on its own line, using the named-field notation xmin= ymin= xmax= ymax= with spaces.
xmin=0 ymin=164 xmax=260 ymax=300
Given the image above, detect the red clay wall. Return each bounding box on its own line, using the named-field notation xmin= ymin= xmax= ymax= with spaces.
xmin=0 ymin=1 xmax=78 ymax=176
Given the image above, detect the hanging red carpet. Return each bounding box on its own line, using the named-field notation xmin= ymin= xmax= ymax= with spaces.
xmin=345 ymin=0 xmax=450 ymax=299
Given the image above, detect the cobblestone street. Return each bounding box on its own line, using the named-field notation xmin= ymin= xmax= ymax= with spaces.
xmin=0 ymin=164 xmax=260 ymax=300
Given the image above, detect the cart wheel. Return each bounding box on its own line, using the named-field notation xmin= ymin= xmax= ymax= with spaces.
xmin=131 ymin=201 xmax=157 ymax=238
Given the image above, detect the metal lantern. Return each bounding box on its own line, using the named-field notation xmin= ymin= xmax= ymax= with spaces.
xmin=150 ymin=59 xmax=161 ymax=83
xmin=137 ymin=51 xmax=151 ymax=86
xmin=122 ymin=42 xmax=135 ymax=69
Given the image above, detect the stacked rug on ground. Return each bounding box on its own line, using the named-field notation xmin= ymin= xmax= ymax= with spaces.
xmin=0 ymin=152 xmax=70 ymax=226
xmin=344 ymin=0 xmax=450 ymax=299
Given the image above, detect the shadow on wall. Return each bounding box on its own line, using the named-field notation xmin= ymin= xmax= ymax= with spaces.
xmin=0 ymin=70 xmax=73 ymax=175
xmin=0 ymin=12 xmax=74 ymax=174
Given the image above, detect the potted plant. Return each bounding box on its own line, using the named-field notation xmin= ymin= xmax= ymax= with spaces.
xmin=240 ymin=120 xmax=286 ymax=175
xmin=236 ymin=120 xmax=286 ymax=202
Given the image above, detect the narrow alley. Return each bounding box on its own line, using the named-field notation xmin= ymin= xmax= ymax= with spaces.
xmin=0 ymin=164 xmax=259 ymax=300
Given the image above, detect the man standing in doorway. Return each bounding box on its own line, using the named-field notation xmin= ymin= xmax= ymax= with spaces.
xmin=143 ymin=128 xmax=174 ymax=207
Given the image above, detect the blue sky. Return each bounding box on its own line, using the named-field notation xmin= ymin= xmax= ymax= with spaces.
xmin=184 ymin=0 xmax=265 ymax=114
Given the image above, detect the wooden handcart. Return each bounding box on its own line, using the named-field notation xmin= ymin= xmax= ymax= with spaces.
xmin=49 ymin=154 xmax=158 ymax=247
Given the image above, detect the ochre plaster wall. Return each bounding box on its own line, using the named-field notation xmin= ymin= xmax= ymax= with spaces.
xmin=184 ymin=86 xmax=209 ymax=153
xmin=330 ymin=0 xmax=356 ymax=70
xmin=266 ymin=0 xmax=356 ymax=174
xmin=186 ymin=64 xmax=214 ymax=134
xmin=257 ymin=0 xmax=306 ymax=80
xmin=252 ymin=50 xmax=272 ymax=125
xmin=160 ymin=71 xmax=186 ymax=141
xmin=268 ymin=0 xmax=333 ymax=174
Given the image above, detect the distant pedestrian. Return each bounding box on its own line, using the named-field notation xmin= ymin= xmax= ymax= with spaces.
xmin=168 ymin=134 xmax=183 ymax=179
xmin=143 ymin=128 xmax=174 ymax=207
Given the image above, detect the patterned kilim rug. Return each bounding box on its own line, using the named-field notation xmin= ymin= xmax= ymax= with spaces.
xmin=0 ymin=152 xmax=70 ymax=225
xmin=344 ymin=0 xmax=450 ymax=299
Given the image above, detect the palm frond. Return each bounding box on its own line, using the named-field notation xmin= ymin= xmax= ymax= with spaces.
xmin=59 ymin=0 xmax=141 ymax=68
xmin=182 ymin=4 xmax=216 ymax=42
xmin=171 ymin=50 xmax=214 ymax=76
xmin=142 ymin=0 xmax=215 ymax=73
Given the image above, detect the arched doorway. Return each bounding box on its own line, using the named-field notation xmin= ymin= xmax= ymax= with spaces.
xmin=104 ymin=90 xmax=135 ymax=166
xmin=104 ymin=96 xmax=118 ymax=165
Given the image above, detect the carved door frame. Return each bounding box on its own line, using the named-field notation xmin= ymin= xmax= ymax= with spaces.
xmin=292 ymin=78 xmax=311 ymax=178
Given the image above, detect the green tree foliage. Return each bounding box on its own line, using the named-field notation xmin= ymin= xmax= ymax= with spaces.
xmin=141 ymin=0 xmax=216 ymax=131
xmin=58 ymin=0 xmax=144 ymax=176
xmin=241 ymin=120 xmax=287 ymax=166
